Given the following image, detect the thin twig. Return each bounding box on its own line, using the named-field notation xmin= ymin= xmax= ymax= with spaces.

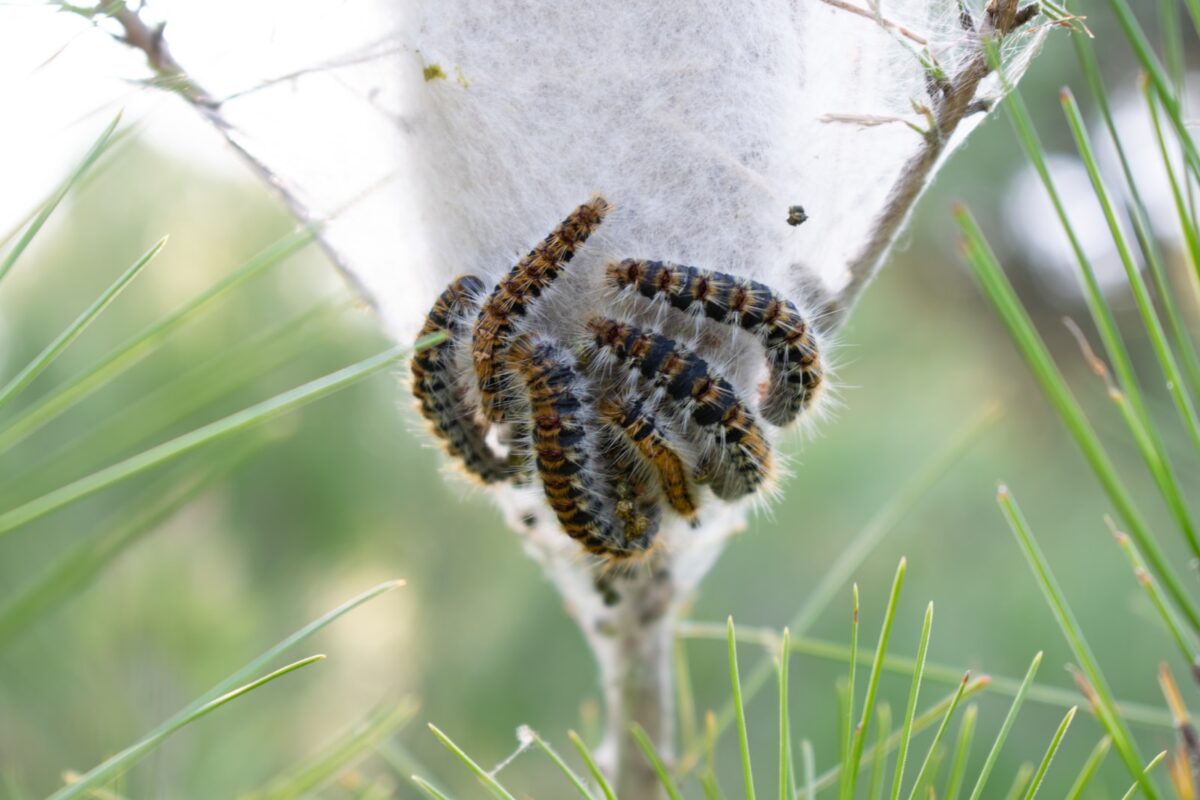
xmin=217 ymin=38 xmax=404 ymax=104
xmin=821 ymin=113 xmax=916 ymax=127
xmin=67 ymin=1 xmax=378 ymax=309
xmin=817 ymin=0 xmax=929 ymax=45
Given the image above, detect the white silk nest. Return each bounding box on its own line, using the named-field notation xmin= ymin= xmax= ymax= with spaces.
xmin=145 ymin=0 xmax=1047 ymax=778
xmin=174 ymin=0 xmax=1047 ymax=602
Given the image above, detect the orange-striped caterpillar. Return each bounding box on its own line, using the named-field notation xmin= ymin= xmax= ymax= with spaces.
xmin=472 ymin=196 xmax=610 ymax=423
xmin=414 ymin=195 xmax=823 ymax=560
xmin=598 ymin=397 xmax=697 ymax=521
xmin=508 ymin=336 xmax=652 ymax=559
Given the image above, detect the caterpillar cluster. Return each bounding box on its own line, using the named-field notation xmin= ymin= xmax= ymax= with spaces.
xmin=411 ymin=196 xmax=825 ymax=561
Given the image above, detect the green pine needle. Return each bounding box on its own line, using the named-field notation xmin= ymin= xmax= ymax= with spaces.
xmin=0 ymin=226 xmax=316 ymax=455
xmin=0 ymin=112 xmax=121 ymax=284
xmin=631 ymin=724 xmax=685 ymax=800
xmin=1064 ymin=737 xmax=1112 ymax=800
xmin=891 ymin=600 xmax=933 ymax=800
xmin=428 ymin=724 xmax=517 ymax=800
xmin=529 ymin=730 xmax=596 ymax=800
xmin=728 ymin=616 xmax=758 ymax=800
xmin=869 ymin=705 xmax=892 ymax=800
xmin=411 ymin=775 xmax=454 ymax=800
xmin=0 ymin=441 xmax=261 ymax=647
xmin=0 ymin=237 xmax=165 ymax=412
xmin=1119 ymin=751 xmax=1168 ymax=800
xmin=841 ymin=585 xmax=860 ymax=797
xmin=1059 ymin=87 xmax=1200 ymax=471
xmin=943 ymin=704 xmax=977 ymax=800
xmin=846 ymin=560 xmax=906 ymax=800
xmin=694 ymin=404 xmax=998 ymax=768
xmin=804 ymin=678 xmax=991 ymax=797
xmin=1022 ymin=706 xmax=1076 ymax=799
xmin=998 ymin=487 xmax=1156 ymax=798
xmin=0 ymin=336 xmax=442 ymax=538
xmin=1110 ymin=517 xmax=1200 ymax=671
xmin=50 ymin=655 xmax=325 ymax=800
xmin=682 ymin=620 xmax=1170 ymax=727
xmin=905 ymin=671 xmax=970 ymax=800
xmin=569 ymin=731 xmax=617 ymax=800
xmin=252 ymin=698 xmax=418 ymax=799
xmin=955 ymin=203 xmax=1200 ymax=632
xmin=778 ymin=628 xmax=792 ymax=800
xmin=1106 ymin=0 xmax=1200 ymax=180
xmin=966 ymin=651 xmax=1042 ymax=800
xmin=1004 ymin=764 xmax=1035 ymax=800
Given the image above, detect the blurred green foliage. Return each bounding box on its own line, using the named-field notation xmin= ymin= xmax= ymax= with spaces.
xmin=2 ymin=5 xmax=1198 ymax=798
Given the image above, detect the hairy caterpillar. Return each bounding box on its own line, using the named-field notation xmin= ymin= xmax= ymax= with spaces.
xmin=472 ymin=197 xmax=611 ymax=422
xmin=417 ymin=196 xmax=816 ymax=559
xmin=411 ymin=276 xmax=515 ymax=483
xmin=586 ymin=317 xmax=772 ymax=500
xmin=606 ymin=259 xmax=823 ymax=426
xmin=508 ymin=336 xmax=651 ymax=559
xmin=598 ymin=396 xmax=697 ymax=520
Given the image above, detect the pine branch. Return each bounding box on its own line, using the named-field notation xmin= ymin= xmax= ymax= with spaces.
xmin=65 ymin=0 xmax=379 ymax=309
xmin=824 ymin=0 xmax=1039 ymax=328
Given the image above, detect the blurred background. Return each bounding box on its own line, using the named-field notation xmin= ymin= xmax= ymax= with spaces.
xmin=1 ymin=2 xmax=1198 ymax=798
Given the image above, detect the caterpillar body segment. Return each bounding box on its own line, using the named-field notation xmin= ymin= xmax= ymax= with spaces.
xmin=411 ymin=276 xmax=515 ymax=484
xmin=758 ymin=350 xmax=822 ymax=426
xmin=472 ymin=196 xmax=612 ymax=423
xmin=508 ymin=336 xmax=650 ymax=559
xmin=585 ymin=318 xmax=725 ymax=409
xmin=606 ymin=259 xmax=823 ymax=427
xmin=586 ymin=318 xmax=771 ymax=500
xmin=697 ymin=397 xmax=775 ymax=500
xmin=599 ymin=397 xmax=697 ymax=519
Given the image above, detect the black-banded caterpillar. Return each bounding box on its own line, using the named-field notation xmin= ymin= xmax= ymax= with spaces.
xmin=411 ymin=276 xmax=515 ymax=484
xmin=606 ymin=259 xmax=823 ymax=427
xmin=507 ymin=337 xmax=651 ymax=558
xmin=586 ymin=317 xmax=772 ymax=500
xmin=416 ymin=195 xmax=823 ymax=560
xmin=472 ymin=196 xmax=611 ymax=423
